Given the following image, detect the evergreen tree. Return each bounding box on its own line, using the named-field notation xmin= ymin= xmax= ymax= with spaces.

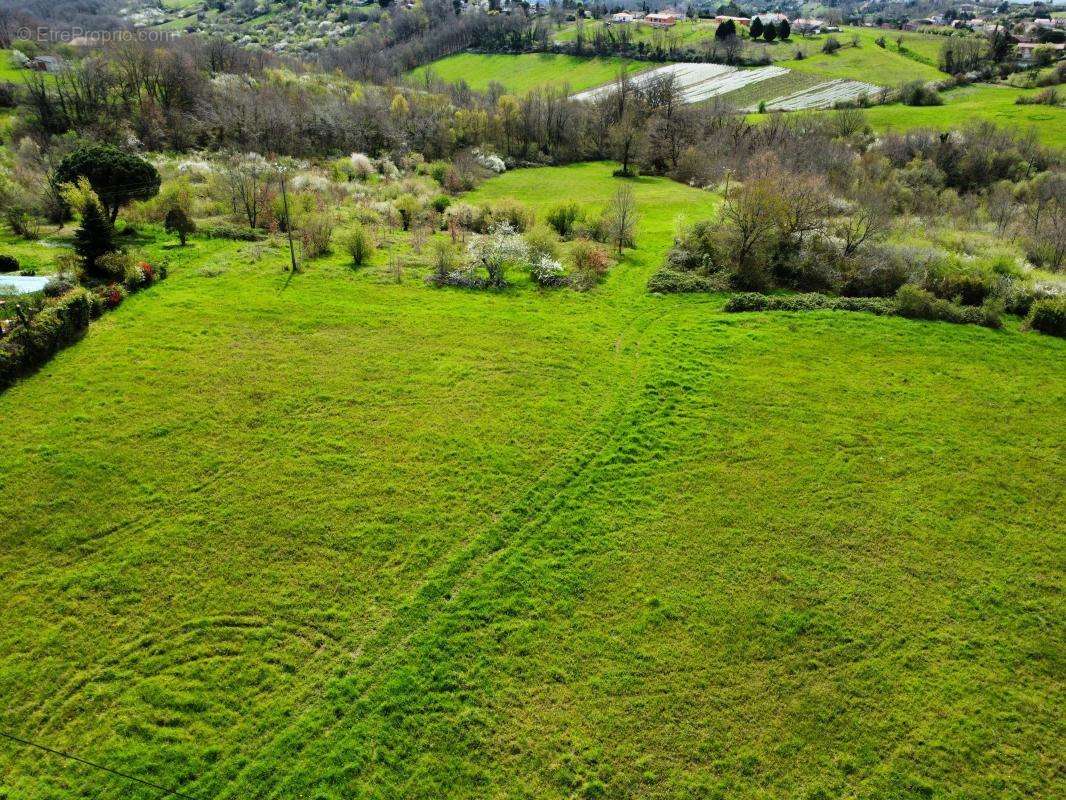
xmin=73 ymin=196 xmax=115 ymax=274
xmin=715 ymin=19 xmax=736 ymax=40
xmin=779 ymin=19 xmax=790 ymax=40
xmin=164 ymin=207 xmax=196 ymax=247
xmin=749 ymin=16 xmax=763 ymax=38
xmin=763 ymin=22 xmax=777 ymax=42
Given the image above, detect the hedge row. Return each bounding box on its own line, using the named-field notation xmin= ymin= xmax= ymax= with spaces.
xmin=725 ymin=293 xmax=895 ymax=315
xmin=725 ymin=288 xmax=1009 ymax=330
xmin=1 ymin=267 xmax=165 ymax=391
xmin=0 ymin=288 xmax=95 ymax=389
xmin=1025 ymin=297 xmax=1066 ymax=337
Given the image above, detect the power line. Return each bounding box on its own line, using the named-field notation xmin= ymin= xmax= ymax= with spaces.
xmin=0 ymin=730 xmax=201 ymax=800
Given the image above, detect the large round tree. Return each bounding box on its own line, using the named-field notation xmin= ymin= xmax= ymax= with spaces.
xmin=52 ymin=145 xmax=160 ymax=223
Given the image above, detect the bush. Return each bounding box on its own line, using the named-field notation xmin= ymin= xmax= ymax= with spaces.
xmin=648 ymin=268 xmax=726 ymax=294
xmin=898 ymin=81 xmax=943 ymax=106
xmin=202 ymin=223 xmax=266 ymax=241
xmin=926 ymin=268 xmax=994 ymax=306
xmin=569 ymin=240 xmax=611 ymax=291
xmin=94 ymin=251 xmax=134 ymax=283
xmin=724 ymin=293 xmax=770 ymax=312
xmin=0 ymin=287 xmax=93 ymax=390
xmin=841 ymin=247 xmax=913 ymax=298
xmin=427 ymin=239 xmax=462 ymax=286
xmin=164 ymin=206 xmax=196 ymax=246
xmin=1025 ymin=297 xmax=1066 ymax=337
xmin=822 ymin=37 xmax=841 ymax=54
xmin=530 ymin=255 xmax=565 ymax=288
xmin=545 ymin=202 xmax=583 ymax=237
xmin=0 ymin=255 xmax=18 ymax=273
xmin=724 ymin=290 xmax=992 ymax=325
xmin=483 ymin=199 xmax=534 ymax=233
xmin=395 ymin=194 xmax=421 ymax=231
xmin=894 ymin=284 xmax=1000 ymax=327
xmin=431 ymin=195 xmax=451 ymax=214
xmin=341 ymin=225 xmax=375 ymax=267
xmin=524 ymin=225 xmax=560 ymax=262
xmin=43 ymin=276 xmax=75 ymax=298
xmin=299 ymin=214 xmax=334 ymax=259
xmin=443 ymin=203 xmax=483 ymax=233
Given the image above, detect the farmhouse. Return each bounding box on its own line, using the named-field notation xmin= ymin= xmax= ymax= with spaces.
xmin=612 ymin=12 xmax=634 ymax=23
xmin=1017 ymin=41 xmax=1066 ymax=62
xmin=26 ymin=56 xmax=64 ymax=73
xmin=714 ymin=15 xmax=750 ymax=26
xmin=792 ymin=17 xmax=826 ymax=34
xmin=646 ymin=12 xmax=680 ymax=28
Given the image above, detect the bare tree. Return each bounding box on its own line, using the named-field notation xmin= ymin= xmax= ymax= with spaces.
xmin=609 ymin=107 xmax=645 ymax=178
xmin=985 ymin=181 xmax=1017 ymax=238
xmin=605 ymin=184 xmax=639 ymax=256
xmin=222 ymin=153 xmax=271 ymax=229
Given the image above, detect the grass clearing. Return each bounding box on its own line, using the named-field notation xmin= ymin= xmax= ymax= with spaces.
xmin=782 ymin=35 xmax=945 ymax=86
xmin=407 ymin=53 xmax=653 ymax=95
xmin=0 ymin=162 xmax=1063 ymax=799
xmin=854 ymin=83 xmax=1066 ymax=148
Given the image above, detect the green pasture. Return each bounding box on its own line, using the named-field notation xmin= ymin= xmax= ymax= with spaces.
xmin=407 ymin=53 xmax=653 ymax=95
xmin=856 ymin=84 xmax=1066 ymax=148
xmin=0 ymin=163 xmax=1063 ymax=800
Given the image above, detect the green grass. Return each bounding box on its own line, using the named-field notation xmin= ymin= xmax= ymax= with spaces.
xmin=407 ymin=53 xmax=653 ymax=95
xmin=715 ymin=70 xmax=826 ymax=110
xmin=781 ymin=30 xmax=946 ymax=85
xmin=554 ymin=19 xmax=721 ymax=48
xmin=854 ymin=84 xmax=1066 ymax=149
xmin=0 ymin=163 xmax=1064 ymax=800
xmin=0 ymin=50 xmax=55 ymax=86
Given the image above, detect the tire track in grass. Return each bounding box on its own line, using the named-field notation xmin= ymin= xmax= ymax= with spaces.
xmin=198 ymin=302 xmax=680 ymax=798
xmin=278 ymin=308 xmax=737 ymax=798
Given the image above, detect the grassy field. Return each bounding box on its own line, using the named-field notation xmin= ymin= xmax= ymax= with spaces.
xmin=781 ymin=32 xmax=946 ymax=86
xmin=554 ymin=18 xmax=720 ymax=48
xmin=1 ymin=162 xmax=1064 ymax=800
xmin=853 ymin=84 xmax=1066 ymax=149
xmin=407 ymin=53 xmax=653 ymax=95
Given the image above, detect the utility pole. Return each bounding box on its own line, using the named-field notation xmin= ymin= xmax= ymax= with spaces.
xmin=277 ymin=162 xmax=298 ymax=273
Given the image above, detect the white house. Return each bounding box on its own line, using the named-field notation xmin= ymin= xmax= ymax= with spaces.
xmin=612 ymin=12 xmax=634 ymax=24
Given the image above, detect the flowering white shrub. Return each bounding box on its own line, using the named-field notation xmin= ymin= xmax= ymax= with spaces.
xmin=378 ymin=159 xmax=400 ymax=181
xmin=474 ymin=151 xmax=506 ymax=173
xmin=466 ymin=223 xmax=528 ymax=287
xmin=177 ymin=159 xmax=215 ymax=180
xmin=292 ymin=174 xmax=331 ymax=193
xmin=350 ymin=153 xmax=375 ymax=180
xmin=530 ymin=255 xmax=565 ymax=287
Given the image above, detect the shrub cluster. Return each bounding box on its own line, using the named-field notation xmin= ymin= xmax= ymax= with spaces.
xmin=725 ymin=293 xmax=894 ymax=315
xmin=0 ymin=259 xmax=165 ymax=391
xmin=725 ymin=286 xmax=1004 ymax=329
xmin=0 ymin=288 xmax=93 ymax=389
xmin=202 ymin=224 xmax=267 ymax=241
xmin=1024 ymin=297 xmax=1066 ymax=337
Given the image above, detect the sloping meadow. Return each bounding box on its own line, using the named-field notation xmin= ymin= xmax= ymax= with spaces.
xmin=0 ymin=164 xmax=1062 ymax=799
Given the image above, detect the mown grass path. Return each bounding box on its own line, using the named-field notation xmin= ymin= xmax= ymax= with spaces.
xmin=1 ymin=164 xmax=1063 ymax=799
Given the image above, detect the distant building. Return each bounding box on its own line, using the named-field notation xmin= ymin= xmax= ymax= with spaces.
xmin=646 ymin=12 xmax=680 ymax=28
xmin=792 ymin=17 xmax=826 ymax=34
xmin=1017 ymin=41 xmax=1066 ymax=61
xmin=612 ymin=12 xmax=634 ymax=23
xmin=26 ymin=56 xmax=63 ymax=73
xmin=714 ymin=15 xmax=750 ymax=27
